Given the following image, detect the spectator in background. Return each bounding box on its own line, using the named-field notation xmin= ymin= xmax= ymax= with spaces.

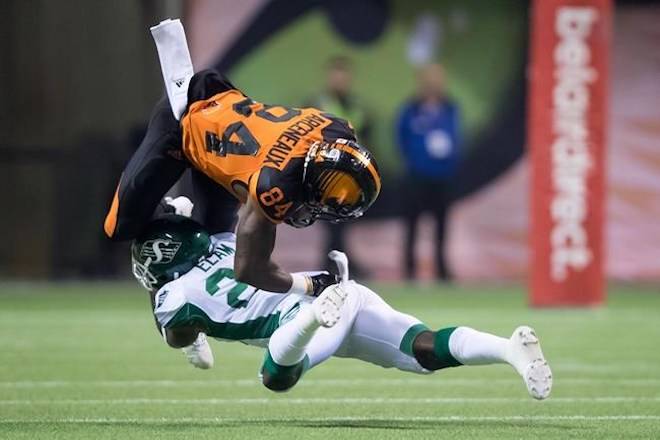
xmin=396 ymin=63 xmax=460 ymax=282
xmin=307 ymin=56 xmax=373 ymax=277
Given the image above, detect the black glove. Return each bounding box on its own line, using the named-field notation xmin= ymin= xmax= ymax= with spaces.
xmin=310 ymin=272 xmax=339 ymax=297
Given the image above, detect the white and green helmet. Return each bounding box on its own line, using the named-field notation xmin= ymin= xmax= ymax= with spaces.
xmin=131 ymin=215 xmax=212 ymax=291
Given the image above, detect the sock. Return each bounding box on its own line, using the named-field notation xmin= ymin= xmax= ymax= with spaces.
xmin=267 ymin=306 xmax=320 ymax=366
xmin=150 ymin=19 xmax=194 ymax=120
xmin=448 ymin=326 xmax=509 ymax=365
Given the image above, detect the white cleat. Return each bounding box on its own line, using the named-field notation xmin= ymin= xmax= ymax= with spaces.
xmin=312 ymin=284 xmax=348 ymax=328
xmin=311 ymin=250 xmax=351 ymax=328
xmin=181 ymin=332 xmax=214 ymax=369
xmin=508 ymin=325 xmax=552 ymax=400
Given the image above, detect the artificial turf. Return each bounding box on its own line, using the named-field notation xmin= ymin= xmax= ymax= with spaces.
xmin=1 ymin=282 xmax=659 ymax=439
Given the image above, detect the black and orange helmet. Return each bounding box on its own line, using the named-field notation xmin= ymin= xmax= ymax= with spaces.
xmin=286 ymin=139 xmax=381 ymax=228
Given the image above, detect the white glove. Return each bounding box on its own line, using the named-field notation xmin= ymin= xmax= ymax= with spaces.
xmin=164 ymin=196 xmax=194 ymax=218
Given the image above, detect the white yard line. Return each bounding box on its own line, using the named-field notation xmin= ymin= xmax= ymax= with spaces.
xmin=0 ymin=415 xmax=659 ymax=424
xmin=0 ymin=397 xmax=659 ymax=405
xmin=1 ymin=378 xmax=659 ymax=388
xmin=554 ymin=362 xmax=660 ymax=373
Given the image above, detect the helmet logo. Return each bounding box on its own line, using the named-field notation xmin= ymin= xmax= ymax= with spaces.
xmin=322 ymin=148 xmax=340 ymax=161
xmin=140 ymin=239 xmax=182 ymax=264
xmin=156 ymin=289 xmax=168 ymax=308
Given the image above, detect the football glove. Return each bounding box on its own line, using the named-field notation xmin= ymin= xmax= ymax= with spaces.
xmin=162 ymin=196 xmax=194 ymax=218
xmin=310 ymin=272 xmax=339 ymax=297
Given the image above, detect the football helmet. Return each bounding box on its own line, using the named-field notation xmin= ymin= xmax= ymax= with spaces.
xmin=131 ymin=215 xmax=212 ymax=291
xmin=286 ymin=139 xmax=381 ymax=228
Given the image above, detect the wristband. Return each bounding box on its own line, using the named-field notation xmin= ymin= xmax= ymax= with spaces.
xmin=287 ymin=273 xmax=311 ymax=295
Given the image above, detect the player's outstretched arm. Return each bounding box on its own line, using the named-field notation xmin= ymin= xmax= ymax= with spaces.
xmin=234 ymin=198 xmax=294 ymax=292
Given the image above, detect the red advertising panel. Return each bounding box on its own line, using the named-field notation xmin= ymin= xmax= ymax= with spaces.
xmin=529 ymin=0 xmax=611 ymax=306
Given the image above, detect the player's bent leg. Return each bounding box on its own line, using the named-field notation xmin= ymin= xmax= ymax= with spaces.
xmin=303 ymin=283 xmax=362 ymax=369
xmin=336 ymin=284 xmax=430 ymax=373
xmin=262 ymin=306 xmax=318 ymax=392
xmin=262 ymin=284 xmax=352 ymax=392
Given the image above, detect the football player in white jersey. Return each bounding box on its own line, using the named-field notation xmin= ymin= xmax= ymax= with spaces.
xmin=131 ymin=212 xmax=553 ymax=400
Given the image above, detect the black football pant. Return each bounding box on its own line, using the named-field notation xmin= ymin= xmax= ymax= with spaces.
xmin=104 ymin=70 xmax=240 ymax=241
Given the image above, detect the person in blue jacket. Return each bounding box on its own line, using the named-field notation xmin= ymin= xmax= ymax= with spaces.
xmin=396 ymin=63 xmax=461 ymax=281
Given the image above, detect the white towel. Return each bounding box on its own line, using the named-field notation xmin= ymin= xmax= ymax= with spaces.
xmin=150 ymin=19 xmax=194 ymax=120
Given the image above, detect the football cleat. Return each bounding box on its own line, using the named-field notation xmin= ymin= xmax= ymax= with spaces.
xmin=131 ymin=215 xmax=212 ymax=291
xmin=181 ymin=332 xmax=214 ymax=369
xmin=311 ymin=250 xmax=351 ymax=328
xmin=507 ymin=326 xmax=552 ymax=400
xmin=312 ymin=284 xmax=348 ymax=328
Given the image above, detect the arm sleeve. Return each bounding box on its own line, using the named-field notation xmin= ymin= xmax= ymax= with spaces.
xmin=103 ymin=97 xmax=188 ymax=241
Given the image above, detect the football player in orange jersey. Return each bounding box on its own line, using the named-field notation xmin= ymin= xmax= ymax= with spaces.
xmin=104 ymin=70 xmax=381 ymax=297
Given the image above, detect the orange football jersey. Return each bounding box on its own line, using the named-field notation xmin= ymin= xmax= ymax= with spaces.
xmin=181 ymin=89 xmax=355 ymax=222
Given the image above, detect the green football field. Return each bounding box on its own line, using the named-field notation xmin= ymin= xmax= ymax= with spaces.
xmin=1 ymin=282 xmax=659 ymax=439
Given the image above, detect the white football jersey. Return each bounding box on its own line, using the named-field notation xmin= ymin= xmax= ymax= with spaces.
xmin=153 ymin=233 xmax=307 ymax=347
